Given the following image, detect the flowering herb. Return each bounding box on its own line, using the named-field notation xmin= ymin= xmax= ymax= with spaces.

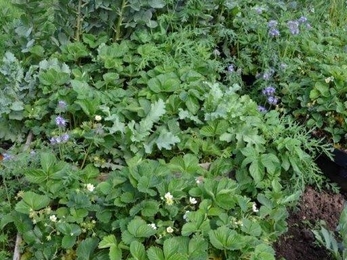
xmin=267 ymin=96 xmax=279 ymax=105
xmin=55 ymin=116 xmax=67 ymax=128
xmin=287 ymin=20 xmax=300 ymax=35
xmin=268 ymin=28 xmax=280 ymax=37
xmin=262 ymin=86 xmax=276 ymax=96
xmin=257 ymin=105 xmax=267 ymax=113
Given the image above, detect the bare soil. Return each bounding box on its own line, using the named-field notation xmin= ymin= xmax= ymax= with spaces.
xmin=275 ymin=186 xmax=345 ymax=260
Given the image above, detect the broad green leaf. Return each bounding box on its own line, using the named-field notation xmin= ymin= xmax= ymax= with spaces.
xmin=40 ymin=152 xmax=56 ymax=173
xmin=147 ymin=99 xmax=166 ymax=123
xmin=147 ymin=247 xmax=164 ymax=260
xmin=76 ymin=237 xmax=99 ymax=260
xmin=249 ymin=160 xmax=263 ymax=184
xmin=181 ymin=223 xmax=197 ymax=236
xmin=188 ymin=235 xmax=208 ymax=257
xmin=15 ymin=192 xmax=51 ymax=214
xmin=241 ymin=219 xmax=262 ymax=237
xmin=155 ymin=130 xmax=180 ymax=150
xmin=137 ymin=176 xmax=157 ymax=196
xmin=128 ymin=217 xmax=157 ymax=238
xmin=56 ymin=223 xmax=82 ymax=236
xmin=251 ymin=244 xmax=275 ymax=260
xmin=96 ymin=210 xmax=112 ymax=223
xmin=75 ymin=99 xmax=99 ymax=117
xmin=130 ymin=241 xmax=147 ymax=260
xmin=62 ymin=235 xmax=77 ymax=249
xmin=148 ymin=0 xmax=165 ymax=8
xmin=10 ymin=101 xmax=24 ymax=111
xmin=99 ymin=235 xmax=117 ymax=249
xmin=141 ymin=200 xmax=160 ymax=217
xmin=148 ymin=73 xmax=180 ymax=93
xmin=97 ymin=182 xmax=112 ymax=195
xmin=260 ymin=153 xmax=280 ymax=175
xmin=209 ymin=226 xmax=245 ymax=251
xmin=110 ymin=244 xmax=122 ymax=260
xmin=25 ymin=169 xmax=47 ymax=184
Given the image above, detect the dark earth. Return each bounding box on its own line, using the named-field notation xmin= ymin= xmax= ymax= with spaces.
xmin=275 ymin=186 xmax=345 ymax=260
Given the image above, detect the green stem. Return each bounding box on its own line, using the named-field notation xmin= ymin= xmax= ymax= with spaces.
xmin=114 ymin=0 xmax=127 ymax=42
xmin=81 ymin=143 xmax=92 ymax=169
xmin=75 ymin=0 xmax=82 ymax=41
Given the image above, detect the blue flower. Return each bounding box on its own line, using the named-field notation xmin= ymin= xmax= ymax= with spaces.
xmin=287 ymin=20 xmax=300 ymax=35
xmin=262 ymin=86 xmax=276 ymax=96
xmin=257 ymin=106 xmax=267 ymax=113
xmin=58 ymin=100 xmax=67 ymax=110
xmin=298 ymin=16 xmax=308 ymax=24
xmin=267 ymin=96 xmax=279 ymax=105
xmin=55 ymin=116 xmax=66 ymax=128
xmin=268 ymin=28 xmax=280 ymax=37
xmin=61 ymin=133 xmax=70 ymax=143
xmin=268 ymin=20 xmax=278 ymax=28
xmin=227 ymin=64 xmax=235 ymax=72
xmin=3 ymin=153 xmax=12 ymax=161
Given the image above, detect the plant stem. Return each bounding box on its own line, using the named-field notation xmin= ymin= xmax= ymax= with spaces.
xmin=114 ymin=0 xmax=127 ymax=42
xmin=75 ymin=0 xmax=82 ymax=41
xmin=81 ymin=143 xmax=92 ymax=169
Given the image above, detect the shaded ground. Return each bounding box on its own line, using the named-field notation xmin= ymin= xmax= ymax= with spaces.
xmin=275 ymin=186 xmax=345 ymax=260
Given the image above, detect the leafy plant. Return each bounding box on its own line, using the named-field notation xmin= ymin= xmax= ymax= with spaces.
xmin=313 ymin=205 xmax=347 ymax=260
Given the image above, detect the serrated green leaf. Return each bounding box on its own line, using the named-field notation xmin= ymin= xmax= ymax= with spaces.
xmin=62 ymin=235 xmax=76 ymax=249
xmin=40 ymin=152 xmax=56 ymax=173
xmin=209 ymin=226 xmax=244 ymax=251
xmin=156 ymin=130 xmax=180 ymax=150
xmin=148 ymin=73 xmax=180 ymax=93
xmin=188 ymin=235 xmax=208 ymax=256
xmin=147 ymin=247 xmax=164 ymax=260
xmin=76 ymin=237 xmax=99 ymax=260
xmin=110 ymin=244 xmax=122 ymax=260
xmin=98 ymin=235 xmax=117 ymax=249
xmin=25 ymin=169 xmax=47 ymax=184
xmin=147 ymin=99 xmax=166 ymax=123
xmin=130 ymin=241 xmax=147 ymax=260
xmin=148 ymin=0 xmax=165 ymax=8
xmin=122 ymin=230 xmax=136 ymax=245
xmin=15 ymin=192 xmax=51 ymax=214
xmin=141 ymin=200 xmax=159 ymax=217
xmin=181 ymin=223 xmax=197 ymax=236
xmin=241 ymin=219 xmax=262 ymax=237
xmin=249 ymin=160 xmax=263 ymax=184
xmin=97 ymin=182 xmax=112 ymax=195
xmin=128 ymin=217 xmax=157 ymax=238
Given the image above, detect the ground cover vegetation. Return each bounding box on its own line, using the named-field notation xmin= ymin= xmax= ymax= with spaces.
xmin=0 ymin=0 xmax=346 ymax=259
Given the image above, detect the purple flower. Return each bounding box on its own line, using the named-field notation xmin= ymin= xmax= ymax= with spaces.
xmin=262 ymin=69 xmax=274 ymax=80
xmin=55 ymin=116 xmax=66 ymax=128
xmin=61 ymin=133 xmax=69 ymax=143
xmin=298 ymin=16 xmax=308 ymax=24
xmin=3 ymin=153 xmax=12 ymax=161
xmin=55 ymin=136 xmax=62 ymax=144
xmin=58 ymin=100 xmax=67 ymax=110
xmin=287 ymin=20 xmax=300 ymax=35
xmin=268 ymin=20 xmax=278 ymax=28
xmin=227 ymin=64 xmax=235 ymax=72
xmin=257 ymin=106 xmax=267 ymax=113
xmin=50 ymin=137 xmax=57 ymax=145
xmin=268 ymin=28 xmax=280 ymax=37
xmin=262 ymin=86 xmax=276 ymax=96
xmin=254 ymin=7 xmax=264 ymax=14
xmin=267 ymin=96 xmax=279 ymax=105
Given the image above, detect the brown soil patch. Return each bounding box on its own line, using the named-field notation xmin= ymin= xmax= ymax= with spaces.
xmin=275 ymin=186 xmax=345 ymax=260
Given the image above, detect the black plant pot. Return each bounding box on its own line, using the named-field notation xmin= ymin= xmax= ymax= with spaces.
xmin=315 ymin=149 xmax=347 ymax=191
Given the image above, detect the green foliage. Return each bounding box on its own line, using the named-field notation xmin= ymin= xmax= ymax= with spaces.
xmin=0 ymin=0 xmax=343 ymax=258
xmin=313 ymin=205 xmax=347 ymax=260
